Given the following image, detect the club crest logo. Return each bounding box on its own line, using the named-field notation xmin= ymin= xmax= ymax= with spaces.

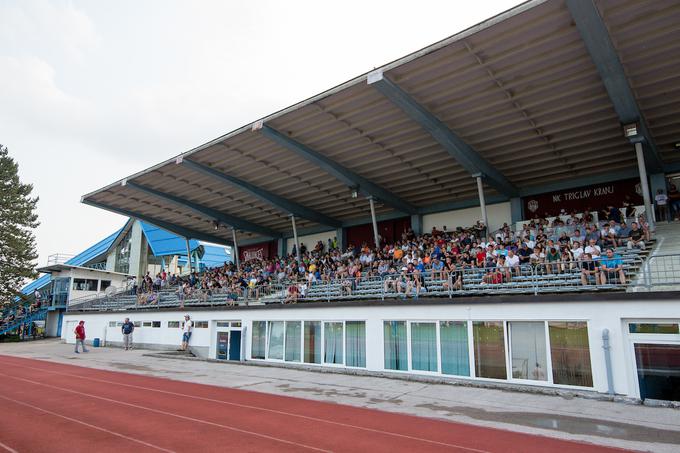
xmin=527 ymin=200 xmax=539 ymax=213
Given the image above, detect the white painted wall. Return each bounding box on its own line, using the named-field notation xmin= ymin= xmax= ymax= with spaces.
xmin=286 ymin=230 xmax=336 ymax=253
xmin=423 ymin=202 xmax=511 ymax=235
xmin=62 ymin=298 xmax=680 ymax=398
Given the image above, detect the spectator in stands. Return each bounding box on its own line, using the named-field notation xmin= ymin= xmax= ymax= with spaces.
xmin=655 ymin=189 xmax=670 ymax=222
xmin=668 ymin=183 xmax=680 ymax=221
xmin=580 ymin=253 xmax=600 ymax=286
xmin=505 ymin=249 xmax=521 ymax=278
xmin=599 ymin=248 xmax=626 ymax=285
xmin=627 ymin=222 xmax=645 ymax=250
xmin=585 ymin=239 xmax=601 ymax=258
xmin=545 ymin=247 xmax=561 ymax=274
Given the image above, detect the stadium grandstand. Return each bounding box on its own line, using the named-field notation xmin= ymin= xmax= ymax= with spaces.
xmin=52 ymin=0 xmax=680 ymax=402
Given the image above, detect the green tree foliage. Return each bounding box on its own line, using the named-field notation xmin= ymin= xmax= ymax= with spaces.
xmin=0 ymin=145 xmax=39 ymax=305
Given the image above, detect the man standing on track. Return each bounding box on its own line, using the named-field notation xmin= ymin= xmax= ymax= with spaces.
xmin=121 ymin=317 xmax=134 ymax=350
xmin=179 ymin=314 xmax=192 ymax=351
xmin=74 ymin=320 xmax=88 ymax=354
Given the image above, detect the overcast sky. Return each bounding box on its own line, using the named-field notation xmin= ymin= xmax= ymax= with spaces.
xmin=1 ymin=0 xmax=521 ymax=268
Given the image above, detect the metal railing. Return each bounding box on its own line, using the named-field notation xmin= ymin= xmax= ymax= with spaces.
xmin=46 ymin=253 xmax=75 ymax=265
xmin=64 ymin=253 xmax=680 ymax=311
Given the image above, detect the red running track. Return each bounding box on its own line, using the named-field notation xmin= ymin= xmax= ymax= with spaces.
xmin=0 ymin=355 xmax=627 ymax=453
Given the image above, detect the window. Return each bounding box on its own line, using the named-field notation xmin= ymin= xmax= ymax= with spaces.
xmin=384 ymin=321 xmax=407 ymax=371
xmin=629 ymin=323 xmax=679 ymax=334
xmin=100 ymin=280 xmax=112 ymax=291
xmin=285 ymin=321 xmax=301 ymax=362
xmin=152 ymin=321 xmax=161 ymax=328
xmin=473 ymin=321 xmax=507 ymax=379
xmin=142 ymin=321 xmax=152 ymax=327
xmin=109 ymin=321 xmax=117 ymax=328
xmin=194 ymin=321 xmax=208 ymax=328
xmin=509 ymin=322 xmax=547 ymax=381
xmin=345 ymin=321 xmax=366 ymax=368
xmin=216 ymin=321 xmax=230 ymax=328
xmin=440 ymin=321 xmax=469 ymax=376
xmin=252 ymin=321 xmax=266 ymax=359
xmin=168 ymin=321 xmax=180 ymax=328
xmin=231 ymin=322 xmax=242 ymax=328
xmin=72 ymin=279 xmax=98 ymax=291
xmin=267 ymin=321 xmax=284 ymax=360
xmin=411 ymin=322 xmax=437 ymax=372
xmin=304 ymin=321 xmax=321 ymax=364
xmin=324 ymin=322 xmax=343 ymax=364
xmin=549 ymin=322 xmax=593 ymax=387
xmin=133 ymin=321 xmax=141 ymax=328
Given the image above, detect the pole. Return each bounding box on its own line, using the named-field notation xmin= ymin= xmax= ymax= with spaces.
xmin=368 ymin=196 xmax=380 ymax=249
xmin=475 ymin=175 xmax=489 ymax=237
xmin=290 ymin=214 xmax=300 ymax=262
xmin=185 ymin=238 xmax=192 ymax=275
xmin=231 ymin=227 xmax=240 ymax=268
xmin=602 ymin=329 xmax=615 ymax=395
xmin=635 ymin=142 xmax=656 ymax=232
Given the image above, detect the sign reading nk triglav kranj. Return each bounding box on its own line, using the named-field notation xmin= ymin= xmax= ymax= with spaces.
xmin=522 ymin=178 xmax=643 ymax=218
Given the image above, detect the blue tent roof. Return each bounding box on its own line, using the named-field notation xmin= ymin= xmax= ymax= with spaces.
xmin=20 ymin=225 xmax=125 ymax=296
xmin=20 ymin=274 xmax=51 ymax=296
xmin=177 ymin=244 xmax=232 ymax=268
xmin=141 ymin=222 xmax=199 ymax=257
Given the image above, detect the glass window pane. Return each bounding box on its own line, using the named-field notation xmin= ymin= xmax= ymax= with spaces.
xmin=440 ymin=321 xmax=469 ymax=376
xmin=345 ymin=321 xmax=366 ymax=368
xmin=635 ymin=343 xmax=680 ymax=402
xmin=510 ymin=322 xmax=547 ymax=381
xmin=284 ymin=321 xmax=301 ymax=362
xmin=267 ymin=321 xmax=284 ymax=360
xmin=473 ymin=321 xmax=507 ymax=379
xmin=384 ymin=321 xmax=408 ymax=371
xmin=324 ymin=322 xmax=343 ymax=364
xmin=549 ymin=322 xmax=593 ymax=387
xmin=411 ymin=323 xmax=438 ymax=372
xmin=304 ymin=321 xmax=322 ymax=364
xmin=252 ymin=321 xmax=266 ymax=359
xmin=629 ymin=323 xmax=679 ymax=334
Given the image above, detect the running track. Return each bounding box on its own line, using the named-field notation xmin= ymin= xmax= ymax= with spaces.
xmin=0 ymin=355 xmax=627 ymax=453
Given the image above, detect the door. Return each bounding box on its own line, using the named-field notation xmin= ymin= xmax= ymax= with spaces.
xmin=229 ymin=330 xmax=241 ymax=361
xmin=65 ymin=320 xmax=77 ymax=344
xmin=634 ymin=343 xmax=680 ymax=401
xmin=216 ymin=332 xmax=229 ymax=360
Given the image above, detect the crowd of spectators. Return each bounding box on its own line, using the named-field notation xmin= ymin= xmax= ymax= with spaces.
xmin=131 ymin=207 xmax=651 ymax=305
xmin=1 ymin=289 xmax=46 ymax=333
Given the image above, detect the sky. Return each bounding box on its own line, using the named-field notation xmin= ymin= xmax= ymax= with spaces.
xmin=1 ymin=0 xmax=522 ymax=269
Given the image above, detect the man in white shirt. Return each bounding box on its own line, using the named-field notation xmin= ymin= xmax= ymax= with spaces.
xmin=655 ymin=189 xmax=669 ymax=222
xmin=584 ymin=239 xmax=601 ymax=258
xmin=179 ymin=314 xmax=193 ymax=351
xmin=505 ymin=250 xmax=521 ymax=277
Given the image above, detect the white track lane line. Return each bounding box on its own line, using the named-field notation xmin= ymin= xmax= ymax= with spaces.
xmin=0 ymin=359 xmax=488 ymax=452
xmin=0 ymin=372 xmax=331 ymax=453
xmin=0 ymin=441 xmax=19 ymax=453
xmin=0 ymin=394 xmax=174 ymax=453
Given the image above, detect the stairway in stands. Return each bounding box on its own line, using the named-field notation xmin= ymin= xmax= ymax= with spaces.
xmin=0 ymin=307 xmax=49 ymax=337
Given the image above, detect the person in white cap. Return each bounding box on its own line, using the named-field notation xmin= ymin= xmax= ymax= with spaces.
xmin=179 ymin=314 xmax=193 ymax=351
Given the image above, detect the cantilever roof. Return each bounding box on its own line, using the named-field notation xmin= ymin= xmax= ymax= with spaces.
xmin=82 ymin=0 xmax=680 ymax=246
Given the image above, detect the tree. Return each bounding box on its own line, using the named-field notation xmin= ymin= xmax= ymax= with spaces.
xmin=0 ymin=145 xmax=39 ymax=305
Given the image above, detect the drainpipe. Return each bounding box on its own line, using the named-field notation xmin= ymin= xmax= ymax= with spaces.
xmin=602 ymin=329 xmax=615 ymax=395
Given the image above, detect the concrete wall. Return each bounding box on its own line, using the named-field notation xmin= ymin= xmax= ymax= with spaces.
xmin=423 ymin=202 xmax=511 ymax=235
xmin=286 ymin=230 xmax=336 ymax=253
xmin=62 ymin=298 xmax=680 ymax=399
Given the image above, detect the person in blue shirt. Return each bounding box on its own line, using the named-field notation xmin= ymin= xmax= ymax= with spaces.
xmin=599 ymin=248 xmax=626 ymax=285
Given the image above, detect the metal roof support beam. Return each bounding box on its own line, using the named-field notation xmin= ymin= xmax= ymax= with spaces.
xmin=259 ymin=125 xmax=418 ymax=214
xmin=367 ymin=72 xmax=519 ymax=197
xmin=125 ymin=181 xmax=281 ymax=239
xmin=566 ymin=0 xmax=663 ymax=172
xmin=82 ymin=200 xmax=231 ymax=246
xmin=181 ymin=158 xmax=342 ymax=228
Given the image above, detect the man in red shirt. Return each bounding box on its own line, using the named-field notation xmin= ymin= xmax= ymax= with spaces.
xmin=74 ymin=320 xmax=88 ymax=354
